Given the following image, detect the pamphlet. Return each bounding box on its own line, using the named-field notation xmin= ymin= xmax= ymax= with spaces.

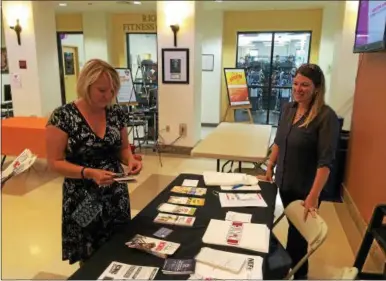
xmin=153 ymin=227 xmax=173 ymax=239
xmin=219 ymin=193 xmax=267 ymax=208
xmin=98 ymin=261 xmax=159 ymax=280
xmin=162 ymin=259 xmax=196 ymax=275
xmin=168 ymin=196 xmax=205 ymax=206
xmin=1 ymin=148 xmax=37 ymax=184
xmin=171 ymin=186 xmax=207 ymax=196
xmin=182 ymin=179 xmax=199 ymax=187
xmin=154 ymin=213 xmax=196 ymax=227
xmin=125 ymin=234 xmax=180 ymax=259
xmin=225 ymin=211 xmax=252 ymax=223
xmin=158 ymin=203 xmax=196 ymax=216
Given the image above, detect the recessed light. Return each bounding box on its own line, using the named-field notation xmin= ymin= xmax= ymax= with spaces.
xmin=59 ymin=3 xmax=67 ymax=6
xmin=133 ymin=1 xmax=141 ymax=4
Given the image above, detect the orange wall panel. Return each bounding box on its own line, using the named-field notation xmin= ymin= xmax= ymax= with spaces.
xmin=344 ymin=52 xmax=386 ymax=223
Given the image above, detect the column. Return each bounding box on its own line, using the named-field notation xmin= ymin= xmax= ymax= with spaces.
xmin=156 ymin=1 xmax=202 ymax=147
xmin=82 ymin=12 xmax=112 ymax=63
xmin=318 ymin=1 xmax=360 ymax=130
xmin=2 ymin=1 xmax=62 ymax=117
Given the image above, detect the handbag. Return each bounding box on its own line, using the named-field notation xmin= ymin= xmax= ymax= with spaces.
xmin=71 ymin=184 xmax=103 ymax=228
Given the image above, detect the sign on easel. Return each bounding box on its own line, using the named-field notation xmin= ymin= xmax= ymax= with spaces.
xmin=223 ymin=68 xmax=253 ymax=123
xmin=224 ymin=68 xmax=250 ymax=107
xmin=115 ymin=68 xmax=137 ymax=104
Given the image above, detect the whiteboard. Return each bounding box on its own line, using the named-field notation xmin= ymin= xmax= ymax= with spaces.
xmin=116 ymin=68 xmax=137 ymax=103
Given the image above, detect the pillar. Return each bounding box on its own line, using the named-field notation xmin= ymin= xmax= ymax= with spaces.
xmin=2 ymin=1 xmax=62 ymax=117
xmin=318 ymin=1 xmax=360 ymax=130
xmin=156 ymin=1 xmax=202 ymax=147
xmin=82 ymin=12 xmax=112 ymax=63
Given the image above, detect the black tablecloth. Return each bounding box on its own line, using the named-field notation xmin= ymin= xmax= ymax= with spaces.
xmin=68 ymin=173 xmax=288 ymax=280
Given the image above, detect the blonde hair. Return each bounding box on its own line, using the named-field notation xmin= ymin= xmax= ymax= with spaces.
xmin=76 ymin=59 xmax=120 ymax=105
xmin=295 ymin=64 xmax=326 ymax=128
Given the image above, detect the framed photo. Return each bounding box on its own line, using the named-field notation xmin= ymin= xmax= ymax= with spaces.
xmin=161 ymin=48 xmax=189 ymax=84
xmin=1 ymin=47 xmax=9 ymax=74
xmin=202 ymin=54 xmax=214 ymax=71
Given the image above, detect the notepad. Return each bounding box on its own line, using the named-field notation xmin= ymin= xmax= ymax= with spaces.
xmin=219 ymin=193 xmax=267 ymax=208
xmin=202 ymin=219 xmax=270 ymax=253
xmin=203 ymin=171 xmax=258 ymax=186
xmin=194 ymin=247 xmax=264 ymax=280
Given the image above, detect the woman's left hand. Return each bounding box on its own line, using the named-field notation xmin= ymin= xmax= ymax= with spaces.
xmin=302 ymin=194 xmax=319 ymax=221
xmin=128 ymin=157 xmax=142 ymax=175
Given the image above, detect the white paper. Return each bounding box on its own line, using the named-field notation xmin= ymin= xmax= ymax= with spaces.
xmin=219 ymin=193 xmax=267 ymax=208
xmin=221 ymin=185 xmax=261 ymax=191
xmin=11 ymin=73 xmax=22 ymax=88
xmin=194 ymin=248 xmax=263 ymax=280
xmin=203 ymin=171 xmax=258 ymax=186
xmin=195 ymin=247 xmax=246 ymax=273
xmin=202 ymin=219 xmax=270 ymax=253
xmin=98 ymin=261 xmax=159 ymax=280
xmin=225 ymin=211 xmax=252 ymax=223
xmin=182 ymin=179 xmax=199 ymax=187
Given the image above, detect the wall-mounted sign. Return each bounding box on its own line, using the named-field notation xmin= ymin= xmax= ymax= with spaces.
xmin=123 ymin=14 xmax=157 ymax=32
xmin=19 ymin=60 xmax=27 ymax=69
xmin=224 ymin=68 xmax=250 ymax=107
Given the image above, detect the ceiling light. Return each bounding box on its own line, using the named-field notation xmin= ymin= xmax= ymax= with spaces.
xmin=215 ymin=0 xmax=223 ymax=2
xmin=59 ymin=3 xmax=67 ymax=6
xmin=133 ymin=1 xmax=141 ymax=4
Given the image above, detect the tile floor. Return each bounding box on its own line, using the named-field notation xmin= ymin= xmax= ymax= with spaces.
xmin=0 ymin=126 xmax=362 ymax=280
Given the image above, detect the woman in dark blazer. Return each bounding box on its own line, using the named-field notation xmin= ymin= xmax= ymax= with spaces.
xmin=259 ymin=63 xmax=340 ymax=279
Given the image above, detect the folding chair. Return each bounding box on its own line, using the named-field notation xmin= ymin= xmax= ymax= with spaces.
xmin=281 ymin=200 xmax=329 ymax=279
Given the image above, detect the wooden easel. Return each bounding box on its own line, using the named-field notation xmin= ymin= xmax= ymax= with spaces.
xmin=223 ymin=104 xmax=254 ymax=123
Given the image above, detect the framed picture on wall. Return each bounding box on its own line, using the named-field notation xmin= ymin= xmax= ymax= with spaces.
xmin=1 ymin=47 xmax=9 ymax=74
xmin=161 ymin=48 xmax=189 ymax=84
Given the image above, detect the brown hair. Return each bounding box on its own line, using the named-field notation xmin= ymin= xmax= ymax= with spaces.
xmin=76 ymin=59 xmax=120 ymax=105
xmin=295 ymin=63 xmax=326 ymax=127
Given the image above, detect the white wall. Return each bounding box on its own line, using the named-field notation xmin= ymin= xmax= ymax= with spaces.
xmin=318 ymin=2 xmax=342 ymax=104
xmin=82 ymin=12 xmax=111 ymax=63
xmin=324 ymin=1 xmax=359 ymax=130
xmin=200 ymin=9 xmax=223 ymax=124
xmin=61 ymin=34 xmax=86 ymax=69
xmin=157 ymin=1 xmax=202 ymax=147
xmin=2 ymin=1 xmax=61 ymax=117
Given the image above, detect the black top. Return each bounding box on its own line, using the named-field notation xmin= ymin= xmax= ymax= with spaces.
xmin=274 ymin=102 xmax=340 ymax=198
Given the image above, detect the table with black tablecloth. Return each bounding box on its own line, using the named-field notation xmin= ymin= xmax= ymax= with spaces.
xmin=68 ymin=173 xmax=290 ymax=280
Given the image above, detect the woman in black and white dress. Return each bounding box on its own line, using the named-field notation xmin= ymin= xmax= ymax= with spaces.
xmin=46 ymin=59 xmax=142 ymax=265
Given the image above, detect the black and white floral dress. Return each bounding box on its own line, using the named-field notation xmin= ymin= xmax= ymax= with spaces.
xmin=47 ymin=102 xmax=131 ymax=264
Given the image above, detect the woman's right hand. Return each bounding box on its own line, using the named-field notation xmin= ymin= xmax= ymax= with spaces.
xmin=257 ymin=168 xmax=274 ymax=182
xmin=85 ymin=168 xmax=115 ymax=186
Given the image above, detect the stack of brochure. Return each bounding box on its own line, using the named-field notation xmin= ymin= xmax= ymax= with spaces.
xmin=125 ymin=234 xmax=180 ymax=259
xmin=1 ymin=149 xmax=37 ymax=184
xmin=154 ymin=213 xmax=196 ymax=227
xmin=171 ymin=186 xmax=207 ymax=196
xmin=158 ymin=203 xmax=196 ymax=216
xmin=98 ymin=261 xmax=159 ymax=280
xmin=192 ymin=247 xmax=264 ymax=280
xmin=168 ymin=196 xmax=205 ymax=206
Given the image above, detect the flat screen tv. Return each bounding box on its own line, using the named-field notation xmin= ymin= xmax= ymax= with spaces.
xmin=353 ymin=0 xmax=386 ymax=53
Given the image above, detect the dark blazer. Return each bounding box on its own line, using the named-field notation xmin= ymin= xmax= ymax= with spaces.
xmin=274 ymin=102 xmax=340 ymax=198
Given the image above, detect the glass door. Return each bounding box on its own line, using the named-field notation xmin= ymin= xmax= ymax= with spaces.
xmin=235 ymin=31 xmax=311 ymax=125
xmin=270 ymin=32 xmax=311 ymax=125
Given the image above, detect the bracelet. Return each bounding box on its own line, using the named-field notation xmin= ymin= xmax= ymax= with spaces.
xmin=81 ymin=167 xmax=87 ymax=179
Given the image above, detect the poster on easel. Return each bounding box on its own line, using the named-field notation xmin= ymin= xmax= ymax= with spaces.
xmin=224 ymin=68 xmax=250 ymax=107
xmin=115 ymin=68 xmax=137 ymax=104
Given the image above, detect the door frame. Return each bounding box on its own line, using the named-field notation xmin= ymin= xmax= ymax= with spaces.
xmin=56 ymin=31 xmax=83 ymax=105
xmin=235 ymin=30 xmax=313 ymax=125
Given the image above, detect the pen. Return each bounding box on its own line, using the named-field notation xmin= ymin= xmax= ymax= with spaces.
xmin=232 ymin=184 xmax=243 ymax=190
